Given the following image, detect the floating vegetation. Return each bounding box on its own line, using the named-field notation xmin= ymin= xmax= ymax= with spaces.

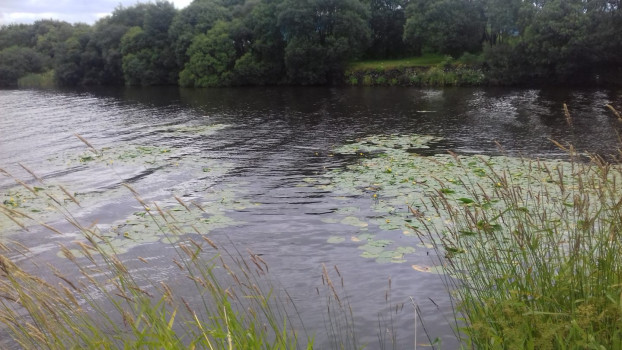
xmin=340 ymin=216 xmax=368 ymax=228
xmin=60 ymin=200 xmax=244 ymax=257
xmin=337 ymin=134 xmax=440 ymax=155
xmin=0 ymin=184 xmax=86 ymax=233
xmin=68 ymin=144 xmax=180 ymax=167
xmin=327 ymin=236 xmax=346 ymax=244
xmin=1 ymin=123 xmax=245 ymax=257
xmin=319 ymin=133 xmax=590 ymax=266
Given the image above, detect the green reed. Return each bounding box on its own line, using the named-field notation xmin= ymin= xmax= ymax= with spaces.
xmin=416 ymin=145 xmax=622 ymax=349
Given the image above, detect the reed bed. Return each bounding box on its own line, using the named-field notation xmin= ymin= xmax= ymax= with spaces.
xmin=416 ymin=142 xmax=622 ymax=349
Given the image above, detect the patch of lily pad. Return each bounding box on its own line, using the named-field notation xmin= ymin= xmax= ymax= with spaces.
xmin=0 ymin=183 xmax=96 ymax=234
xmin=2 ymin=122 xmax=244 ymax=258
xmin=337 ymin=134 xmax=440 ymax=155
xmin=318 ymin=133 xmax=603 ymax=268
xmin=69 ymin=144 xmax=182 ymax=168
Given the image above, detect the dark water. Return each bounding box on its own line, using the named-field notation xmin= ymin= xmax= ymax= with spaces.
xmin=1 ymin=86 xmax=621 ymax=348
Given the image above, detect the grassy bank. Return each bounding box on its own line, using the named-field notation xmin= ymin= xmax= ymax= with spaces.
xmin=347 ymin=54 xmax=447 ymax=71
xmin=414 ymin=132 xmax=622 ymax=347
xmin=345 ymin=54 xmax=485 ymax=87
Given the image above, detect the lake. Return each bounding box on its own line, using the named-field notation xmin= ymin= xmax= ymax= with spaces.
xmin=1 ymin=86 xmax=621 ymax=348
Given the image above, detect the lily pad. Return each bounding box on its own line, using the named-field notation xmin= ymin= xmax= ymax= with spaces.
xmin=327 ymin=236 xmax=346 ymax=244
xmin=340 ymin=216 xmax=368 ymax=228
xmin=411 ymin=264 xmax=445 ymax=274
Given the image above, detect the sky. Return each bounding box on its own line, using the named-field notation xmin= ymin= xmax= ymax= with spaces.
xmin=0 ymin=0 xmax=193 ymax=26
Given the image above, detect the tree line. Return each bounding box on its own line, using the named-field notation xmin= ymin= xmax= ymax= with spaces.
xmin=1 ymin=0 xmax=621 ymax=87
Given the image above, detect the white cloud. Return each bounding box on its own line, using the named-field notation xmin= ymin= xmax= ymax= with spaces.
xmin=171 ymin=0 xmax=192 ymax=9
xmin=0 ymin=0 xmax=194 ymax=26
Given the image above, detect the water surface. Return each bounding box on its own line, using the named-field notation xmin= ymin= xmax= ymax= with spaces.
xmin=1 ymin=86 xmax=621 ymax=348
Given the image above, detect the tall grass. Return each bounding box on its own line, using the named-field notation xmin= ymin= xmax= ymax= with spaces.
xmin=17 ymin=70 xmax=55 ymax=88
xmin=416 ymin=140 xmax=622 ymax=348
xmin=348 ymin=54 xmax=447 ymax=72
xmin=0 ymin=168 xmax=362 ymax=349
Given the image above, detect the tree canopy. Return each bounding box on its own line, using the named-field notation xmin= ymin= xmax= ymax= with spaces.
xmin=0 ymin=0 xmax=620 ymax=87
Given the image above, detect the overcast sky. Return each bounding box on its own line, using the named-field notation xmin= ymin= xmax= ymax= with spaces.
xmin=0 ymin=0 xmax=193 ymax=26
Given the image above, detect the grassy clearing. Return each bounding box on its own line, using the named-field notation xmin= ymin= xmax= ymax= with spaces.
xmin=347 ymin=54 xmax=447 ymax=72
xmin=345 ymin=54 xmax=485 ymax=87
xmin=415 ymin=136 xmax=622 ymax=348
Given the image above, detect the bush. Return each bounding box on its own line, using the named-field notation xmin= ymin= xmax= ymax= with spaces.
xmin=458 ymin=52 xmax=483 ymax=66
xmin=346 ymin=74 xmax=358 ymax=85
xmin=440 ymin=55 xmax=454 ymax=70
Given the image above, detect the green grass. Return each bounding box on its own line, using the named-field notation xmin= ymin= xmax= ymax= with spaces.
xmin=345 ymin=54 xmax=484 ymax=86
xmin=415 ymin=138 xmax=622 ymax=349
xmin=17 ymin=70 xmax=55 ymax=88
xmin=348 ymin=54 xmax=446 ymax=72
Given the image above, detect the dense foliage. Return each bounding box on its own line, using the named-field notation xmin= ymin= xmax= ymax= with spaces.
xmin=0 ymin=0 xmax=621 ymax=87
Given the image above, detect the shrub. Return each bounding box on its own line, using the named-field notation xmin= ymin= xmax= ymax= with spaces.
xmin=347 ymin=75 xmax=359 ymax=85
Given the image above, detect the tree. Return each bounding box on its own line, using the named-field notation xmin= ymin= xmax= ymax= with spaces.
xmin=367 ymin=0 xmax=408 ymax=58
xmin=230 ymin=0 xmax=286 ymax=85
xmin=119 ymin=1 xmax=178 ymax=85
xmin=482 ymin=0 xmax=522 ymax=45
xmin=82 ymin=21 xmax=127 ymax=85
xmin=54 ymin=25 xmax=91 ymax=86
xmin=403 ymin=0 xmax=485 ymax=57
xmin=584 ymin=0 xmax=622 ymax=83
xmin=179 ymin=20 xmax=240 ymax=87
xmin=278 ymin=0 xmax=370 ymax=84
xmin=0 ymin=46 xmax=45 ymax=86
xmin=169 ymin=0 xmax=233 ymax=69
xmin=519 ymin=0 xmax=593 ymax=82
xmin=33 ymin=20 xmax=75 ymax=63
xmin=0 ymin=24 xmax=36 ymax=50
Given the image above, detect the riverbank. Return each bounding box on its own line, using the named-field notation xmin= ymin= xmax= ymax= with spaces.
xmin=344 ymin=54 xmax=485 ymax=87
xmin=344 ymin=65 xmax=485 ymax=87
